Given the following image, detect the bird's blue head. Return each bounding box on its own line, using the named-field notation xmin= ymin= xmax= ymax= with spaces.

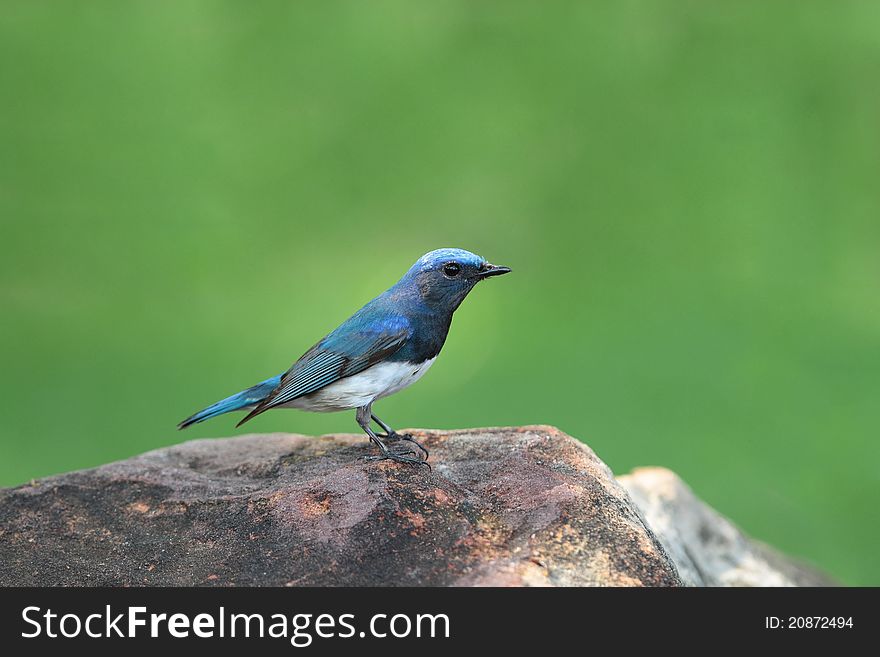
xmin=396 ymin=248 xmax=511 ymax=311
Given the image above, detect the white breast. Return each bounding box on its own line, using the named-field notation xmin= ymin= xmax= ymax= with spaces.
xmin=283 ymin=357 xmax=436 ymax=413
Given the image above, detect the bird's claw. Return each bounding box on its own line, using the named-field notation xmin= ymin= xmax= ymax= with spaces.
xmin=365 ymin=441 xmax=431 ymax=468
xmin=378 ymin=445 xmax=416 ymax=458
xmin=365 ymin=451 xmax=431 ymax=469
xmin=377 ymin=431 xmax=430 ymax=460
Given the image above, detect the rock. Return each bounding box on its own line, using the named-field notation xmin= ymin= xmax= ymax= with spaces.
xmin=619 ymin=467 xmax=835 ymax=586
xmin=0 ymin=427 xmax=833 ymax=587
xmin=0 ymin=426 xmax=682 ymax=586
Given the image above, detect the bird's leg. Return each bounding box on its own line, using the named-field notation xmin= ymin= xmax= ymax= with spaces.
xmin=357 ymin=406 xmax=429 ymax=468
xmin=370 ymin=412 xmax=399 ymax=438
xmin=371 ymin=412 xmax=430 ymax=460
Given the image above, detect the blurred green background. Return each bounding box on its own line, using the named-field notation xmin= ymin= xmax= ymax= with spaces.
xmin=1 ymin=1 xmax=878 ymax=585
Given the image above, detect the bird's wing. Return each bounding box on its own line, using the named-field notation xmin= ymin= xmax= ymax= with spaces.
xmin=236 ymin=314 xmax=411 ymax=426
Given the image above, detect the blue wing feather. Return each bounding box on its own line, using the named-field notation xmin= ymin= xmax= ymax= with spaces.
xmin=235 ymin=314 xmax=411 ymax=426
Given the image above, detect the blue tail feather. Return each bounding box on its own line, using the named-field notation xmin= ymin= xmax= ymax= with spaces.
xmin=178 ymin=375 xmax=282 ymax=429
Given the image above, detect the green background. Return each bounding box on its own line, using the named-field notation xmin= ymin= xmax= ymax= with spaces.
xmin=1 ymin=1 xmax=878 ymax=585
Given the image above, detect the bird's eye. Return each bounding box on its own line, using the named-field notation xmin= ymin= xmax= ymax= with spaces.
xmin=443 ymin=262 xmax=461 ymax=278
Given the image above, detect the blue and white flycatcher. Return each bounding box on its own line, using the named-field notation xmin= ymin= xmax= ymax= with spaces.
xmin=179 ymin=248 xmax=511 ymax=466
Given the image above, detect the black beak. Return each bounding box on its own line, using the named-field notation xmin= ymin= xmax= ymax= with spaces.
xmin=476 ymin=263 xmax=512 ymax=279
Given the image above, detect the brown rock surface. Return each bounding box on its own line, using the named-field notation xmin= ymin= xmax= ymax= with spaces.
xmin=0 ymin=426 xmax=681 ymax=586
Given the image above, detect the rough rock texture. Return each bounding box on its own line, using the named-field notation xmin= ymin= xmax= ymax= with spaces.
xmin=0 ymin=426 xmax=683 ymax=586
xmin=619 ymin=467 xmax=835 ymax=586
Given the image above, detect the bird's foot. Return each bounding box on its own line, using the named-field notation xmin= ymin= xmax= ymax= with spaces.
xmin=365 ymin=444 xmax=431 ymax=469
xmin=377 ymin=431 xmax=430 ymax=460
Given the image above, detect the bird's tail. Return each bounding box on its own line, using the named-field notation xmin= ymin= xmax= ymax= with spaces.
xmin=178 ymin=375 xmax=282 ymax=429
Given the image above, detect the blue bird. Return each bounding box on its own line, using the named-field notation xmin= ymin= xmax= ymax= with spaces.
xmin=179 ymin=248 xmax=511 ymax=466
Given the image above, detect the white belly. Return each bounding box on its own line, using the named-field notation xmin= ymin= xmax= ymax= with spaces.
xmin=283 ymin=357 xmax=436 ymax=412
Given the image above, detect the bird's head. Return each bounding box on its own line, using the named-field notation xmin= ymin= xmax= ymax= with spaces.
xmin=399 ymin=248 xmax=511 ymax=311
